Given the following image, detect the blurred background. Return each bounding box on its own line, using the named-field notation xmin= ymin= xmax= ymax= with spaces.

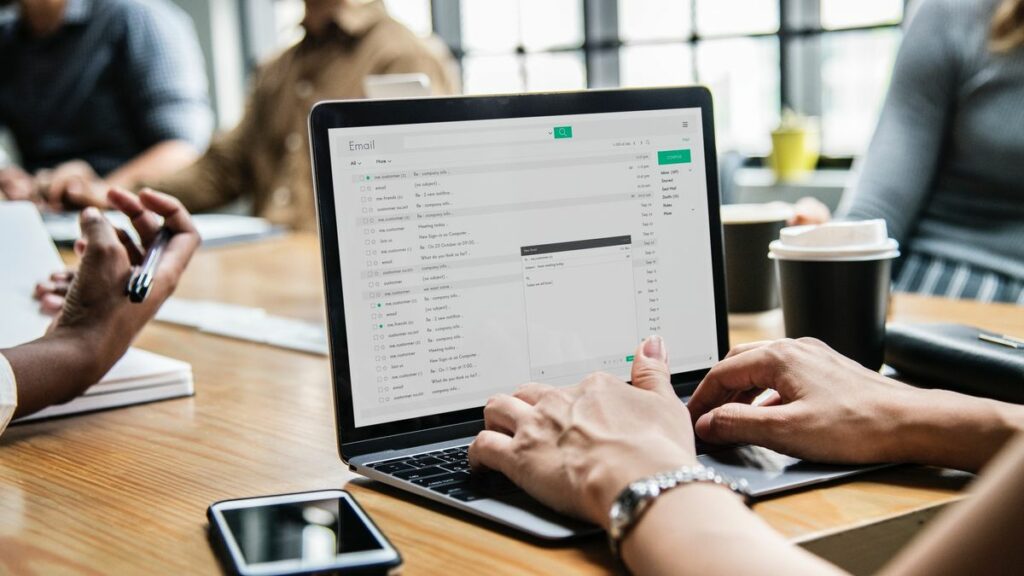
xmin=201 ymin=0 xmax=900 ymax=157
xmin=0 ymin=0 xmax=906 ymax=207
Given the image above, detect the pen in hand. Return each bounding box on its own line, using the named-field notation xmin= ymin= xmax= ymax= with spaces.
xmin=127 ymin=227 xmax=173 ymax=303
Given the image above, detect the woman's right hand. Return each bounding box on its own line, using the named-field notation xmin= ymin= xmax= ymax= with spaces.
xmin=690 ymin=337 xmax=1024 ymax=473
xmin=687 ymin=338 xmax=925 ymax=465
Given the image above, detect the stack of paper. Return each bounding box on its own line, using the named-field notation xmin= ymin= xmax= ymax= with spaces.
xmin=156 ymin=298 xmax=329 ymax=356
xmin=0 ymin=202 xmax=194 ymax=423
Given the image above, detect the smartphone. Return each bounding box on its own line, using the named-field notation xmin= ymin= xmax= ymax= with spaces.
xmin=207 ymin=490 xmax=402 ymax=576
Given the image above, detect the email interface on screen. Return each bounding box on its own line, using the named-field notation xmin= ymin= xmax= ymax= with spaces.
xmin=328 ymin=108 xmax=719 ymax=428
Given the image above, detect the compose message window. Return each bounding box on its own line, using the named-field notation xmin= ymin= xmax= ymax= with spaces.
xmin=328 ymin=109 xmax=720 ymax=427
xmin=521 ymin=236 xmax=638 ymax=380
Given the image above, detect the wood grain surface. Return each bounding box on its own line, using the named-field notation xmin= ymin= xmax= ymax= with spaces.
xmin=1 ymin=234 xmax=1019 ymax=575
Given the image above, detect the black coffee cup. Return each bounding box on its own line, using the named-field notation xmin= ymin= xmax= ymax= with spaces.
xmin=721 ymin=204 xmax=792 ymax=314
xmin=770 ymin=220 xmax=899 ymax=370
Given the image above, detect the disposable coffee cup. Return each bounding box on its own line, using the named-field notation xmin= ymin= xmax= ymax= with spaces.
xmin=769 ymin=220 xmax=899 ymax=370
xmin=721 ymin=203 xmax=793 ymax=314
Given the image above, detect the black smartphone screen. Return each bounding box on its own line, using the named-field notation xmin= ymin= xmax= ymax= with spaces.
xmin=221 ymin=496 xmax=384 ymax=565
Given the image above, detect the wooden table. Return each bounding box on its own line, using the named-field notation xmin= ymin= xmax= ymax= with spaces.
xmin=2 ymin=234 xmax=1021 ymax=575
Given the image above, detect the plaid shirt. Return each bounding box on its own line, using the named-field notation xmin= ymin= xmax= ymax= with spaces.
xmin=0 ymin=0 xmax=213 ymax=175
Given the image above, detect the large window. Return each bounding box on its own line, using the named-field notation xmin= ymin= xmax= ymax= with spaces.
xmin=248 ymin=0 xmax=904 ymax=157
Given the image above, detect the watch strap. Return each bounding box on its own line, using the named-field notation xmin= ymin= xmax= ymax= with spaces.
xmin=607 ymin=464 xmax=751 ymax=558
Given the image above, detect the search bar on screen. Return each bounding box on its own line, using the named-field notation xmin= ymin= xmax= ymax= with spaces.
xmin=404 ymin=127 xmax=567 ymax=149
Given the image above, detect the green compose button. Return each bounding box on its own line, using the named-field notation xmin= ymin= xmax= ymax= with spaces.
xmin=657 ymin=149 xmax=692 ymax=165
xmin=625 ymin=355 xmax=635 ymax=362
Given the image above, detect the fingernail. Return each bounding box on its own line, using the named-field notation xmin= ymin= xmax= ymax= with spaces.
xmin=643 ymin=335 xmax=666 ymax=362
xmin=81 ymin=207 xmax=99 ymax=221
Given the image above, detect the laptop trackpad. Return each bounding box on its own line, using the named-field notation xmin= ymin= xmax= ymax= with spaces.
xmin=470 ymin=491 xmax=599 ymax=540
xmin=698 ymin=445 xmax=875 ymax=497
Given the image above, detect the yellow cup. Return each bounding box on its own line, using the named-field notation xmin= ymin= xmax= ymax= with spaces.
xmin=769 ymin=127 xmax=819 ymax=182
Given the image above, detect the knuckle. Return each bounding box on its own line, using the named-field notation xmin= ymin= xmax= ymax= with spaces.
xmin=632 ymin=364 xmax=664 ymax=381
xmin=552 ymin=389 xmax=573 ymax=405
xmin=768 ymin=411 xmax=795 ymax=435
xmin=482 ymin=396 xmax=502 ymax=417
xmin=92 ymin=239 xmax=123 ymax=260
xmin=516 ymin=425 xmax=540 ymax=450
xmin=710 ymin=405 xmax=738 ymax=437
xmin=767 ymin=340 xmax=796 ymax=364
xmin=797 ymin=337 xmax=827 ymax=350
xmin=473 ymin=434 xmax=494 ymax=452
xmin=516 ymin=382 xmax=545 ymax=397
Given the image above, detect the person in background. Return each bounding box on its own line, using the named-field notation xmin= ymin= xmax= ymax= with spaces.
xmin=46 ymin=0 xmax=459 ymax=231
xmin=470 ymin=336 xmax=1024 ymax=575
xmin=0 ymin=188 xmax=199 ymax=433
xmin=838 ymin=0 xmax=1024 ymax=303
xmin=0 ymin=0 xmax=213 ymax=208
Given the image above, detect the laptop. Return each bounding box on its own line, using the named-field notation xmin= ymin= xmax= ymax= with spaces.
xmin=308 ymin=87 xmax=878 ymax=541
xmin=363 ymin=73 xmax=432 ymax=99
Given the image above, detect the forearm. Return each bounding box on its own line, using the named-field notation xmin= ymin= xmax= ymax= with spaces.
xmin=105 ymin=140 xmax=200 ymax=190
xmin=146 ymin=135 xmax=246 ymax=213
xmin=894 ymin=388 xmax=1024 ymax=472
xmin=4 ymin=327 xmax=125 ymax=418
xmin=880 ymin=433 xmax=1024 ymax=576
xmin=622 ymin=484 xmax=845 ymax=576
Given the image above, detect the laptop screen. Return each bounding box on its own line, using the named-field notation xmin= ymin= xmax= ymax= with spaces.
xmin=327 ymin=108 xmax=720 ymax=428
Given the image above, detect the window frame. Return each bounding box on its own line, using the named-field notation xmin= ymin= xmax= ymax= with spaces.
xmin=238 ymin=0 xmax=906 ymax=160
xmin=438 ymin=0 xmax=904 ymax=160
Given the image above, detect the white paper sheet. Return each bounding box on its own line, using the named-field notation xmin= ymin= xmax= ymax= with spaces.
xmin=156 ymin=297 xmax=328 ymax=356
xmin=0 ymin=202 xmax=65 ymax=348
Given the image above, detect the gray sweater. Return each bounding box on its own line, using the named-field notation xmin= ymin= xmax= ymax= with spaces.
xmin=842 ymin=0 xmax=1024 ymax=281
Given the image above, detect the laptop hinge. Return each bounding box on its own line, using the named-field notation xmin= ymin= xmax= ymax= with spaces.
xmin=343 ymin=420 xmax=484 ymax=460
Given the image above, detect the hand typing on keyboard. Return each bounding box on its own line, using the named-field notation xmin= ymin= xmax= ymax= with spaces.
xmin=468 ymin=336 xmax=697 ymax=528
xmin=366 ymin=445 xmax=519 ymax=502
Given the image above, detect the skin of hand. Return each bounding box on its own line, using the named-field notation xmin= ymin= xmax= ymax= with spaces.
xmin=468 ymin=336 xmax=698 ymax=528
xmin=688 ymin=338 xmax=1024 ymax=471
xmin=0 ymin=165 xmax=36 ymax=201
xmin=40 ymin=160 xmax=112 ymax=210
xmin=34 ymin=270 xmax=73 ymax=315
xmin=788 ymin=196 xmax=831 ymax=226
xmin=53 ymin=188 xmax=197 ymax=344
xmin=38 ymin=141 xmax=200 ymax=211
xmin=8 ymin=187 xmax=200 ymax=417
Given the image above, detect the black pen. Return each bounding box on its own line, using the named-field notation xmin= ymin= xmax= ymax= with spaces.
xmin=127 ymin=228 xmax=173 ymax=303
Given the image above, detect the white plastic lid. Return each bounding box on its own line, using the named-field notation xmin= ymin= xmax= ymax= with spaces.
xmin=721 ymin=202 xmax=794 ymax=224
xmin=768 ymin=219 xmax=900 ymax=261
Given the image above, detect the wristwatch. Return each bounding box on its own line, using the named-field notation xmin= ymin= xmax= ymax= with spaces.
xmin=607 ymin=464 xmax=751 ymax=558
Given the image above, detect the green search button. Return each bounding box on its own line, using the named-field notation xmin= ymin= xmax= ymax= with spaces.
xmin=553 ymin=126 xmax=573 ymax=139
xmin=657 ymin=149 xmax=692 ymax=165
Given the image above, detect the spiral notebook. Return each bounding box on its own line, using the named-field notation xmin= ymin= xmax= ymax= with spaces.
xmin=0 ymin=202 xmax=194 ymax=423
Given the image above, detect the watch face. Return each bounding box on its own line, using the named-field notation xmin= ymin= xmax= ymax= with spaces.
xmin=609 ymin=501 xmax=624 ymax=527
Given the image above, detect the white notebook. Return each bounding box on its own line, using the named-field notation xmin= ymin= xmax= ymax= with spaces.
xmin=16 ymin=348 xmax=193 ymax=422
xmin=0 ymin=202 xmax=194 ymax=422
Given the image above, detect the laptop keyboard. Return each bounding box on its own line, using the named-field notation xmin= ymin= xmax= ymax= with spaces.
xmin=366 ymin=445 xmax=520 ymax=502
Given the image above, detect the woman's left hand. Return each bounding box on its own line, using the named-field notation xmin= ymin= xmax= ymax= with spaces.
xmin=468 ymin=336 xmax=697 ymax=528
